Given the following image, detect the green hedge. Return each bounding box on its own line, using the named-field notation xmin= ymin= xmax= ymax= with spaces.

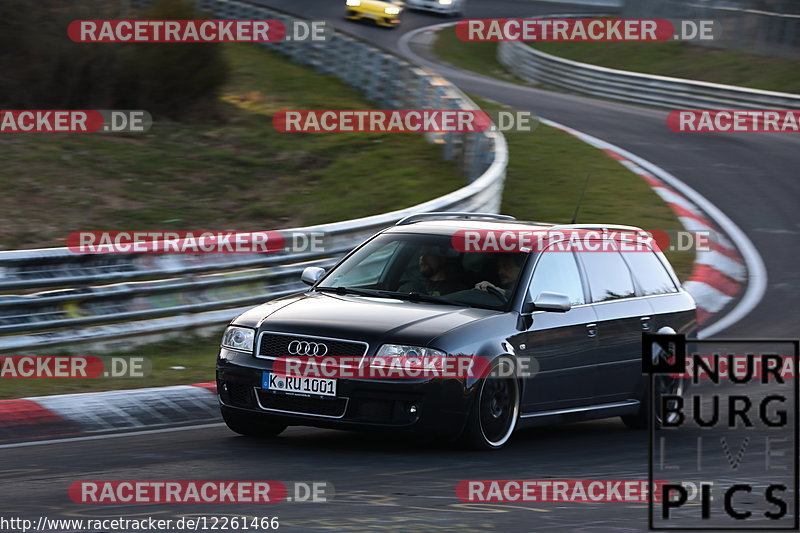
xmin=0 ymin=0 xmax=228 ymax=118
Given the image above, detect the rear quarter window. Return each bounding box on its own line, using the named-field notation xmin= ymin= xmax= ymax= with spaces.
xmin=621 ymin=250 xmax=679 ymax=296
xmin=577 ymin=245 xmax=636 ymax=302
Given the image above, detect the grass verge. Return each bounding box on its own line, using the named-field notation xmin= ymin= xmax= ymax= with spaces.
xmin=0 ymin=337 xmax=218 ymax=399
xmin=433 ymin=23 xmax=800 ymax=94
xmin=0 ymin=43 xmax=463 ymax=249
xmin=430 ymin=29 xmax=510 ymax=81
xmin=529 ymin=41 xmax=800 ymax=94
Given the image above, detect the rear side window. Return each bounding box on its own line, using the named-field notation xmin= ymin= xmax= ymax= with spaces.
xmin=528 ymin=250 xmax=585 ymax=306
xmin=622 ymin=251 xmax=678 ymax=296
xmin=578 ymin=246 xmax=636 ymax=302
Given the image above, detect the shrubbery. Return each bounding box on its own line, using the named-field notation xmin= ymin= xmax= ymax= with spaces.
xmin=0 ymin=0 xmax=229 ymax=119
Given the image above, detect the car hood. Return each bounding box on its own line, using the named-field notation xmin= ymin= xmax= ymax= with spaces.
xmin=233 ymin=291 xmax=497 ymax=348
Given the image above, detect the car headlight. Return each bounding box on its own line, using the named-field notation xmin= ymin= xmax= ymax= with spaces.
xmin=346 ymin=0 xmax=361 ymax=6
xmin=385 ymin=6 xmax=401 ymax=14
xmin=221 ymin=326 xmax=255 ymax=353
xmin=438 ymin=0 xmax=453 ymax=4
xmin=376 ymin=344 xmax=446 ymax=358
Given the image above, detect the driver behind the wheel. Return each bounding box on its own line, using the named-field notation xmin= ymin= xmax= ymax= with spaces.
xmin=474 ymin=253 xmax=525 ymax=297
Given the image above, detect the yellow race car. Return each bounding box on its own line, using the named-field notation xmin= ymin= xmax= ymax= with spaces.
xmin=345 ymin=0 xmax=404 ymax=28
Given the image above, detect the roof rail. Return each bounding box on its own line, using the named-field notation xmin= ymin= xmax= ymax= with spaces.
xmin=548 ymin=223 xmax=649 ymax=235
xmin=395 ymin=212 xmax=517 ymax=226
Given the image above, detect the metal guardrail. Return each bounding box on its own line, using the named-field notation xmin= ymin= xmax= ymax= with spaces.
xmin=497 ymin=25 xmax=800 ymax=110
xmin=623 ymin=0 xmax=800 ymax=59
xmin=0 ymin=0 xmax=508 ymax=353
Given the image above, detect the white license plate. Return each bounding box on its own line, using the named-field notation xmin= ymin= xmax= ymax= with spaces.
xmin=262 ymin=372 xmax=337 ymax=397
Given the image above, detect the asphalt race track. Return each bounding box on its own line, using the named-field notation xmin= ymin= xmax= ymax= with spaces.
xmin=0 ymin=422 xmax=690 ymax=532
xmin=1 ymin=2 xmax=798 ymax=532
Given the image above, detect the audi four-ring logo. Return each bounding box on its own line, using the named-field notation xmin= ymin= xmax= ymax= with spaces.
xmin=287 ymin=340 xmax=329 ymax=356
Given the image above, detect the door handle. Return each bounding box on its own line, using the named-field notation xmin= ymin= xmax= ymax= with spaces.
xmin=640 ymin=316 xmax=651 ymax=330
xmin=586 ymin=323 xmax=597 ymax=337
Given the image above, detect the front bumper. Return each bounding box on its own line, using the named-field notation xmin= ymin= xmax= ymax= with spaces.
xmin=345 ymin=9 xmax=402 ymax=26
xmin=404 ymin=1 xmax=460 ymax=14
xmin=216 ymin=348 xmax=472 ymax=438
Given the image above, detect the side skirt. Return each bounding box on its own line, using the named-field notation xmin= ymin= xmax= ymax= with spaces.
xmin=517 ymin=399 xmax=640 ymax=428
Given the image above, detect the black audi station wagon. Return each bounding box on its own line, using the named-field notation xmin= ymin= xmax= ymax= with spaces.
xmin=216 ymin=213 xmax=696 ymax=449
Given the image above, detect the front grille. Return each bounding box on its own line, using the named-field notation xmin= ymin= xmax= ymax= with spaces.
xmin=259 ymin=333 xmax=367 ymax=358
xmin=256 ymin=391 xmax=347 ymax=417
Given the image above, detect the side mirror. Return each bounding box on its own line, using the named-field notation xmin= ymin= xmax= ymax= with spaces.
xmin=532 ymin=291 xmax=571 ymax=313
xmin=301 ymin=266 xmax=325 ymax=286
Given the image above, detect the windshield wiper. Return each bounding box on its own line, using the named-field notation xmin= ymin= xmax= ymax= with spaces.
xmin=317 ymin=287 xmax=469 ymax=307
xmin=377 ymin=290 xmax=466 ymax=307
xmin=315 ymin=286 xmax=386 ymax=298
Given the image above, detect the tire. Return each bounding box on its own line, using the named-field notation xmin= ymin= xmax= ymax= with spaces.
xmin=221 ymin=407 xmax=288 ymax=438
xmin=622 ymin=375 xmax=685 ymax=429
xmin=462 ymin=358 xmax=520 ymax=450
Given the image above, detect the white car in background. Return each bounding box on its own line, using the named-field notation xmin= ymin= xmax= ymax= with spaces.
xmin=404 ymin=0 xmax=465 ymax=17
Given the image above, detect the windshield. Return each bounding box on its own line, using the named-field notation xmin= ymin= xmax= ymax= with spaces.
xmin=316 ymin=233 xmax=529 ymax=311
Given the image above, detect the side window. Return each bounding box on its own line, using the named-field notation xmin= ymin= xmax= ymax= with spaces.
xmin=528 ymin=250 xmax=585 ymax=306
xmin=622 ymin=251 xmax=678 ymax=296
xmin=578 ymin=246 xmax=636 ymax=302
